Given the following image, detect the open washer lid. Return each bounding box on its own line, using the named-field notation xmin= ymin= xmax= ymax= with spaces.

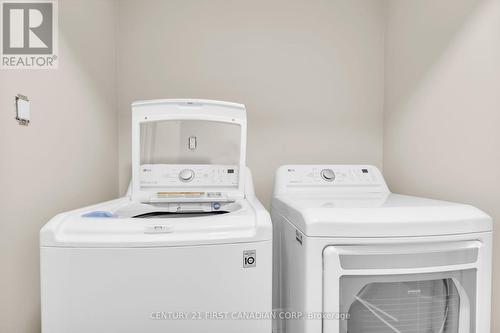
xmin=131 ymin=99 xmax=247 ymax=203
xmin=272 ymin=165 xmax=492 ymax=237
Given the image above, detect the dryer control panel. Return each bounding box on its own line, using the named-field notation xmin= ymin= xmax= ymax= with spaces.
xmin=287 ymin=166 xmax=379 ymax=186
xmin=274 ymin=165 xmax=389 ymax=194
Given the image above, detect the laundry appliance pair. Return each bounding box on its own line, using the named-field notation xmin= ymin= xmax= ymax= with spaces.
xmin=40 ymin=99 xmax=493 ymax=333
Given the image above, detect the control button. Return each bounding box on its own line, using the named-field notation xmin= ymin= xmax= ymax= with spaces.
xmin=213 ymin=202 xmax=221 ymax=210
xmin=179 ymin=169 xmax=195 ymax=182
xmin=321 ymin=169 xmax=335 ymax=182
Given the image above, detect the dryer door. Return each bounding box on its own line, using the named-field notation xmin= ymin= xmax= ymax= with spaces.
xmin=322 ymin=241 xmax=483 ymax=333
xmin=339 ymin=272 xmax=474 ymax=333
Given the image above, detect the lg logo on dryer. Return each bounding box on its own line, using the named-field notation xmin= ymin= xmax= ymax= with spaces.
xmin=243 ymin=250 xmax=256 ymax=268
xmin=1 ymin=0 xmax=58 ymax=68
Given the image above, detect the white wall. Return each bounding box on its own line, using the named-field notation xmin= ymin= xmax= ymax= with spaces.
xmin=3 ymin=1 xmax=500 ymax=332
xmin=116 ymin=0 xmax=385 ymax=206
xmin=384 ymin=0 xmax=500 ymax=330
xmin=0 ymin=1 xmax=117 ymax=332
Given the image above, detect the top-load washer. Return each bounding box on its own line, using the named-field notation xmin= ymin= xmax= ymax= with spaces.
xmin=40 ymin=99 xmax=272 ymax=333
xmin=271 ymin=165 xmax=492 ymax=333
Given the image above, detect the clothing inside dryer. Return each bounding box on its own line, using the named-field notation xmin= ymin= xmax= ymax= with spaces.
xmin=347 ymin=279 xmax=459 ymax=333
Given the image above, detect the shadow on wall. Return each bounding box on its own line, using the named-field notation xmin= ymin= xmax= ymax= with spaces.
xmin=385 ymin=0 xmax=484 ymax=115
xmin=115 ymin=0 xmax=387 ymax=207
xmin=384 ymin=0 xmax=500 ymax=209
xmin=0 ymin=2 xmax=117 ymax=333
xmin=384 ymin=0 xmax=500 ymax=331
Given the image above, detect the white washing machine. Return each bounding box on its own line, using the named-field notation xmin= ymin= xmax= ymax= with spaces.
xmin=271 ymin=165 xmax=492 ymax=333
xmin=40 ymin=99 xmax=272 ymax=333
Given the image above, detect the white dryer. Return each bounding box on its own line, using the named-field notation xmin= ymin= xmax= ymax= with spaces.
xmin=271 ymin=165 xmax=492 ymax=333
xmin=40 ymin=99 xmax=272 ymax=333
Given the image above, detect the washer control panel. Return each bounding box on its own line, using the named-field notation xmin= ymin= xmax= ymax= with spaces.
xmin=286 ymin=165 xmax=381 ymax=186
xmin=320 ymin=168 xmax=335 ymax=181
xmin=178 ymin=169 xmax=195 ymax=182
xmin=140 ymin=164 xmax=238 ymax=187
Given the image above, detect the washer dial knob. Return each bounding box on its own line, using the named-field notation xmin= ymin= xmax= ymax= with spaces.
xmin=321 ymin=169 xmax=335 ymax=182
xmin=179 ymin=169 xmax=195 ymax=182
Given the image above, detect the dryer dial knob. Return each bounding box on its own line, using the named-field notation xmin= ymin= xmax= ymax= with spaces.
xmin=179 ymin=169 xmax=195 ymax=182
xmin=321 ymin=169 xmax=335 ymax=182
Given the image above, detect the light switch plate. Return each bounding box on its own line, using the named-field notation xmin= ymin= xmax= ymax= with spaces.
xmin=15 ymin=94 xmax=30 ymax=125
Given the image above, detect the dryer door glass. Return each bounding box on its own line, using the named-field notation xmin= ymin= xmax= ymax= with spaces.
xmin=339 ymin=270 xmax=476 ymax=333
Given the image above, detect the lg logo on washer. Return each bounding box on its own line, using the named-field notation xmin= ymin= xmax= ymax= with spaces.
xmin=1 ymin=0 xmax=58 ymax=69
